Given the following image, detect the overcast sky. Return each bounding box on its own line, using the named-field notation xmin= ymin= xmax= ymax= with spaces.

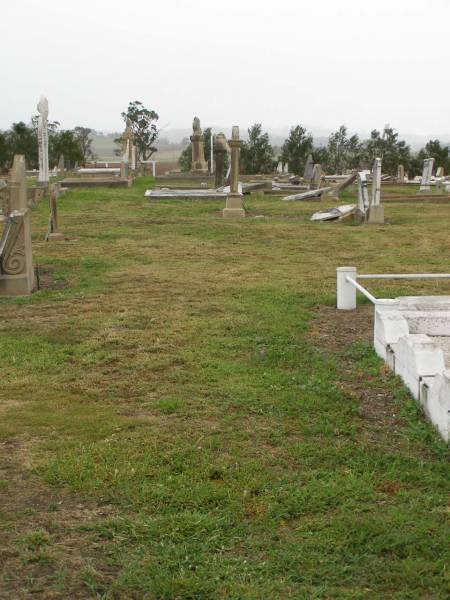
xmin=1 ymin=0 xmax=449 ymax=137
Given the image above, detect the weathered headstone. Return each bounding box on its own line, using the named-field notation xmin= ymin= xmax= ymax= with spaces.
xmin=303 ymin=154 xmax=314 ymax=181
xmin=436 ymin=166 xmax=444 ymax=178
xmin=310 ymin=164 xmax=322 ymax=190
xmin=37 ymin=96 xmax=49 ymax=187
xmin=418 ymin=158 xmax=434 ymax=193
xmin=120 ymin=141 xmax=130 ymax=178
xmin=190 ymin=117 xmax=208 ymax=174
xmin=283 ymin=162 xmax=289 ymax=174
xmin=45 ymin=183 xmax=64 ymax=241
xmin=357 ymin=170 xmax=370 ymax=214
xmin=0 ymin=155 xmax=36 ymax=295
xmin=58 ymin=154 xmax=65 ymax=174
xmin=367 ymin=157 xmax=384 ymax=224
xmin=276 ymin=161 xmax=283 ymax=174
xmin=214 ymin=133 xmax=227 ymax=188
xmin=223 ymin=126 xmax=245 ymax=218
xmin=397 ymin=164 xmax=405 ymax=184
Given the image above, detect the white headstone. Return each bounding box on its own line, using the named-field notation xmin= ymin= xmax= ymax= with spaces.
xmin=37 ymin=96 xmax=49 ymax=185
xmin=419 ymin=158 xmax=434 ymax=193
xmin=371 ymin=158 xmax=382 ymax=206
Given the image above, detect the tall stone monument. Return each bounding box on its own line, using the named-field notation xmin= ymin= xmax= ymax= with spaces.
xmin=223 ymin=126 xmax=245 ymax=218
xmin=418 ymin=158 xmax=434 ymax=193
xmin=37 ymin=96 xmax=49 ymax=187
xmin=0 ymin=155 xmax=36 ymax=295
xmin=190 ymin=117 xmax=208 ymax=174
xmin=367 ymin=157 xmax=384 ymax=224
xmin=214 ymin=133 xmax=227 ymax=188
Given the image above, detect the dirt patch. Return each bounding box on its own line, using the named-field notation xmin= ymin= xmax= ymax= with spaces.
xmin=0 ymin=436 xmax=119 ymax=599
xmin=35 ymin=266 xmax=69 ymax=292
xmin=308 ymin=305 xmax=408 ymax=444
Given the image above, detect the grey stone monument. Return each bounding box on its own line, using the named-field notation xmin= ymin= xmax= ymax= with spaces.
xmin=223 ymin=126 xmax=245 ymax=218
xmin=304 ymin=154 xmax=314 ymax=181
xmin=310 ymin=164 xmax=322 ymax=190
xmin=418 ymin=158 xmax=434 ymax=193
xmin=214 ymin=133 xmax=227 ymax=188
xmin=190 ymin=117 xmax=208 ymax=174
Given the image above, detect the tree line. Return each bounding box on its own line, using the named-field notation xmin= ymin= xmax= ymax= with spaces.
xmin=0 ymin=121 xmax=95 ymax=171
xmin=180 ymin=123 xmax=450 ymax=176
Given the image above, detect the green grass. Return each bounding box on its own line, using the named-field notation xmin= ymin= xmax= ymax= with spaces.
xmin=0 ymin=178 xmax=448 ymax=598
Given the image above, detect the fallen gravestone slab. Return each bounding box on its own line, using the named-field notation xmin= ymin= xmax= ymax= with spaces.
xmin=145 ymin=189 xmax=227 ymax=200
xmin=283 ymin=187 xmax=333 ymax=201
xmin=310 ymin=204 xmax=356 ymax=221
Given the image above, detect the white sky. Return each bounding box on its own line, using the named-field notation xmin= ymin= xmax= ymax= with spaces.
xmin=1 ymin=0 xmax=449 ymax=136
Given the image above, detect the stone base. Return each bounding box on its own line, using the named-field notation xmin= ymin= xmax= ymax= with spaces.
xmin=47 ymin=232 xmax=64 ymax=241
xmin=367 ymin=205 xmax=385 ymax=224
xmin=223 ymin=193 xmax=246 ymax=218
xmin=0 ymin=270 xmax=36 ymax=296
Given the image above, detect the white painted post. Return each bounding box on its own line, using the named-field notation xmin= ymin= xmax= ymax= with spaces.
xmin=337 ymin=267 xmax=357 ymax=310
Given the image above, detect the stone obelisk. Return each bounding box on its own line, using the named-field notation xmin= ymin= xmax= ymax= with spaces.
xmin=37 ymin=96 xmax=49 ymax=187
xmin=223 ymin=126 xmax=245 ymax=218
xmin=190 ymin=117 xmax=208 ymax=174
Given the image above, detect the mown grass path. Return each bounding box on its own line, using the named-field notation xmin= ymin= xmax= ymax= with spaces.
xmin=0 ymin=178 xmax=448 ymax=599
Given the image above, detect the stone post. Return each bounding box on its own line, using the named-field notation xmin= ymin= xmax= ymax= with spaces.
xmin=214 ymin=133 xmax=227 ymax=188
xmin=397 ymin=164 xmax=405 ymax=184
xmin=0 ymin=155 xmax=36 ymax=295
xmin=190 ymin=117 xmax=208 ymax=174
xmin=367 ymin=158 xmax=384 ymax=224
xmin=223 ymin=126 xmax=245 ymax=218
xmin=46 ymin=183 xmax=64 ymax=241
xmin=37 ymin=96 xmax=49 ymax=187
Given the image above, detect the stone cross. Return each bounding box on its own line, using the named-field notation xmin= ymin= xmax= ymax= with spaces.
xmin=0 ymin=155 xmax=36 ymax=295
xmin=214 ymin=133 xmax=227 ymax=188
xmin=190 ymin=116 xmax=208 ymax=174
xmin=223 ymin=126 xmax=245 ymax=218
xmin=37 ymin=96 xmax=49 ymax=186
xmin=418 ymin=158 xmax=434 ymax=193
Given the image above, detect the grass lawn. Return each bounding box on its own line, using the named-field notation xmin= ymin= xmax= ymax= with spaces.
xmin=0 ymin=177 xmax=448 ymax=599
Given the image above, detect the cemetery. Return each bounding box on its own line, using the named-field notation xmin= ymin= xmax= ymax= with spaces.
xmin=1 ymin=3 xmax=449 ymax=596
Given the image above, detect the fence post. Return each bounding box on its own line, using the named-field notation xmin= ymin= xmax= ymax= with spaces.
xmin=337 ymin=267 xmax=357 ymax=310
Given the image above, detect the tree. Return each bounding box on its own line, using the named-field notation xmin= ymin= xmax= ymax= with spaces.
xmin=417 ymin=139 xmax=450 ymax=175
xmin=280 ymin=125 xmax=313 ymax=175
xmin=50 ymin=130 xmax=84 ymax=168
xmin=74 ymin=126 xmax=95 ymax=164
xmin=240 ymin=124 xmax=274 ymax=174
xmin=0 ymin=131 xmax=8 ymax=169
xmin=326 ymin=125 xmax=363 ymax=174
xmin=119 ymin=100 xmax=159 ymax=161
xmin=6 ymin=122 xmax=38 ymax=168
xmin=363 ymin=126 xmax=411 ymax=175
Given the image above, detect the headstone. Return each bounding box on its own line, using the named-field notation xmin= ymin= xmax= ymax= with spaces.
xmin=304 ymin=154 xmax=314 ymax=181
xmin=58 ymin=154 xmax=65 ymax=174
xmin=310 ymin=164 xmax=322 ymax=190
xmin=357 ymin=170 xmax=370 ymax=214
xmin=397 ymin=164 xmax=405 ymax=184
xmin=436 ymin=166 xmax=445 ymax=178
xmin=283 ymin=162 xmax=289 ymax=174
xmin=223 ymin=126 xmax=245 ymax=218
xmin=190 ymin=117 xmax=208 ymax=174
xmin=0 ymin=155 xmax=36 ymax=295
xmin=276 ymin=161 xmax=283 ymax=174
xmin=214 ymin=132 xmax=227 ymax=188
xmin=46 ymin=183 xmax=64 ymax=241
xmin=120 ymin=141 xmax=129 ymax=178
xmin=37 ymin=96 xmax=49 ymax=187
xmin=367 ymin=158 xmax=384 ymax=224
xmin=418 ymin=158 xmax=434 ymax=193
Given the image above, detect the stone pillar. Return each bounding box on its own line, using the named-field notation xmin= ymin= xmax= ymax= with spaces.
xmin=223 ymin=126 xmax=245 ymax=218
xmin=214 ymin=133 xmax=227 ymax=188
xmin=397 ymin=164 xmax=405 ymax=184
xmin=310 ymin=164 xmax=322 ymax=190
xmin=190 ymin=116 xmax=208 ymax=174
xmin=0 ymin=155 xmax=36 ymax=295
xmin=367 ymin=157 xmax=384 ymax=224
xmin=37 ymin=96 xmax=49 ymax=188
xmin=120 ymin=141 xmax=129 ymax=179
xmin=303 ymin=154 xmax=314 ymax=181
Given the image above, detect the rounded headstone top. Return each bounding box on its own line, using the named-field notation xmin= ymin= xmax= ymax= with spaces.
xmin=37 ymin=96 xmax=49 ymax=119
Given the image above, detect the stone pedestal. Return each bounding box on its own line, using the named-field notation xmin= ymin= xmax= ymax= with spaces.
xmin=367 ymin=205 xmax=385 ymax=224
xmin=223 ymin=130 xmax=245 ymax=218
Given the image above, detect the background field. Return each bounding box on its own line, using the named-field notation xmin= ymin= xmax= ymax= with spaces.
xmin=0 ymin=181 xmax=448 ymax=599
